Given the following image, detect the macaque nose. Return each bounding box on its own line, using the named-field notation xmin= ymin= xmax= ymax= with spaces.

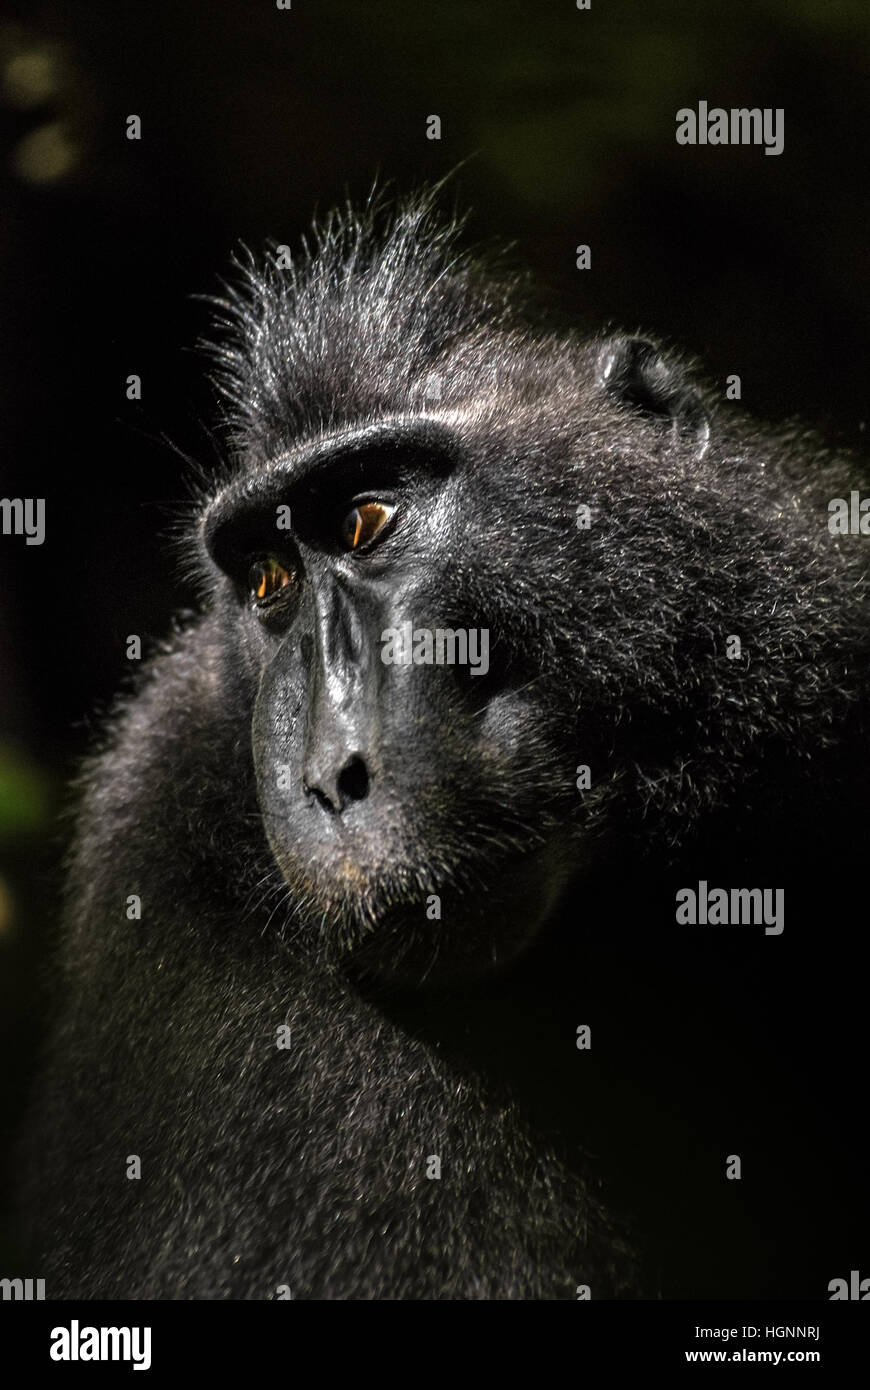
xmin=303 ymin=753 xmax=370 ymax=814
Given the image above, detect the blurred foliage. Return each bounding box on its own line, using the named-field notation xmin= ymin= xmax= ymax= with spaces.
xmin=0 ymin=747 xmax=50 ymax=839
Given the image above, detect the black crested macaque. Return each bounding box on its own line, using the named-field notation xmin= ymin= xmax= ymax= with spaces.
xmin=20 ymin=191 xmax=869 ymax=1299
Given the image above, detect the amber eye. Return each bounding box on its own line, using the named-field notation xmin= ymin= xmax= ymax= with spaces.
xmin=340 ymin=501 xmax=394 ymax=552
xmin=248 ymin=557 xmax=293 ymax=602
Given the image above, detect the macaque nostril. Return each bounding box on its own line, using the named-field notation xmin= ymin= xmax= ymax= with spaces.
xmin=305 ymin=782 xmax=336 ymax=814
xmin=337 ymin=755 xmax=369 ymax=804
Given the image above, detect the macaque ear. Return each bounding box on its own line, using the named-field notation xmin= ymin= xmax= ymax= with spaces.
xmin=598 ymin=335 xmax=710 ymax=453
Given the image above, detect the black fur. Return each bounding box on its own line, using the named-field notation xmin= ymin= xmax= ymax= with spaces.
xmin=18 ymin=190 xmax=868 ymax=1299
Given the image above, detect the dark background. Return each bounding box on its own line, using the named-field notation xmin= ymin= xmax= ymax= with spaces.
xmin=0 ymin=0 xmax=868 ymax=1294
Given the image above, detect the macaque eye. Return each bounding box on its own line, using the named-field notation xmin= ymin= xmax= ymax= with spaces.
xmin=340 ymin=501 xmax=395 ymax=552
xmin=248 ymin=557 xmax=293 ymax=601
